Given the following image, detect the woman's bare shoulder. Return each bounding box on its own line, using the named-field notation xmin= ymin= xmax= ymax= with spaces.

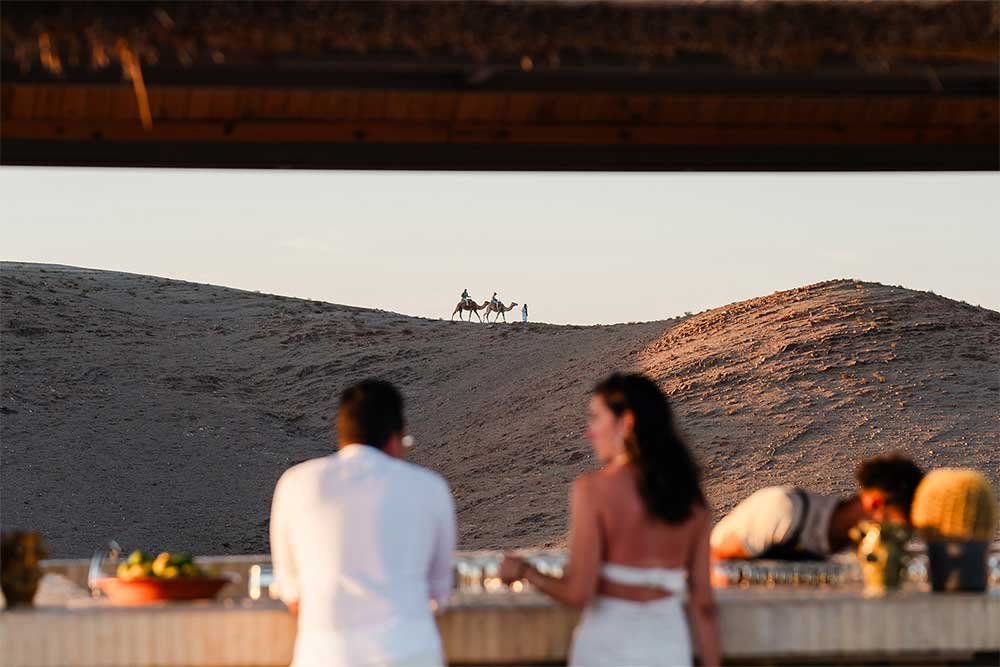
xmin=576 ymin=466 xmax=642 ymax=511
xmin=571 ymin=468 xmax=624 ymax=499
xmin=586 ymin=464 xmax=633 ymax=490
xmin=572 ymin=470 xmax=602 ymax=493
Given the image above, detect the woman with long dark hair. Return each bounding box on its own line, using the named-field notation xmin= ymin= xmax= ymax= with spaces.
xmin=500 ymin=373 xmax=720 ymax=667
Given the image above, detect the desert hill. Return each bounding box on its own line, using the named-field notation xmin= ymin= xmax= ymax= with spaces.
xmin=2 ymin=263 xmax=997 ymax=557
xmin=640 ymin=279 xmax=999 ymax=516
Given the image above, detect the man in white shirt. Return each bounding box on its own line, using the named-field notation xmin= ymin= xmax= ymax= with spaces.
xmin=270 ymin=380 xmax=456 ymax=667
xmin=710 ymin=454 xmax=924 ymax=561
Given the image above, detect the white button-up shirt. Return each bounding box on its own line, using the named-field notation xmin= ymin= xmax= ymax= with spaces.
xmin=710 ymin=486 xmax=840 ymax=557
xmin=270 ymin=444 xmax=456 ymax=667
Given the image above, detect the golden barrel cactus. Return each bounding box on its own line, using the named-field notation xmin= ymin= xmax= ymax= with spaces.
xmin=911 ymin=469 xmax=998 ymax=542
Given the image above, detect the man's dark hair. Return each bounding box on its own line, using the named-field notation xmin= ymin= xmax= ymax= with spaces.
xmin=336 ymin=379 xmax=404 ymax=450
xmin=855 ymin=454 xmax=925 ymax=513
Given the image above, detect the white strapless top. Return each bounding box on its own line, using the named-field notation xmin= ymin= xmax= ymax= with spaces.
xmin=600 ymin=563 xmax=687 ymax=595
xmin=575 ymin=565 xmax=693 ymax=666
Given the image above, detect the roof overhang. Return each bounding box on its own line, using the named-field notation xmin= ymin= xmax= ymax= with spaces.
xmin=2 ymin=1 xmax=998 ymax=171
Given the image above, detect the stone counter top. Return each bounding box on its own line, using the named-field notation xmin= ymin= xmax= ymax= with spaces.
xmin=3 ymin=586 xmax=999 ymax=666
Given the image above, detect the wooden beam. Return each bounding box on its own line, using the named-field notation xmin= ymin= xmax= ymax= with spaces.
xmin=3 ymin=120 xmax=996 ymax=147
xmin=4 ymin=85 xmax=997 ymax=128
xmin=3 ymin=138 xmax=996 ymax=171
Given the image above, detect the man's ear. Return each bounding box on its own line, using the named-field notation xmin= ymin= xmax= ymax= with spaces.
xmin=384 ymin=433 xmax=405 ymax=459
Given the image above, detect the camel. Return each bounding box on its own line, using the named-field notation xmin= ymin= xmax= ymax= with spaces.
xmin=451 ymin=299 xmax=491 ymax=322
xmin=484 ymin=300 xmax=519 ymax=323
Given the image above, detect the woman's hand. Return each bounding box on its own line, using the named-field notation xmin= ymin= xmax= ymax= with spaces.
xmin=499 ymin=555 xmax=528 ymax=585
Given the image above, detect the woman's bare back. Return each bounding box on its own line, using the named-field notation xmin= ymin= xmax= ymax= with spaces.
xmin=591 ymin=462 xmax=707 ymax=570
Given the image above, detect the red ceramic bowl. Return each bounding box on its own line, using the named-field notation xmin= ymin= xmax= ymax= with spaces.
xmin=96 ymin=576 xmax=229 ymax=605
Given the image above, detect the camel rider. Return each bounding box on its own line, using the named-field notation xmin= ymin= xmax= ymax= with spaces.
xmin=491 ymin=292 xmax=499 ymax=308
xmin=461 ymin=289 xmax=471 ymax=306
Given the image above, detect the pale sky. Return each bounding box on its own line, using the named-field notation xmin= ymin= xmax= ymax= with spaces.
xmin=1 ymin=168 xmax=997 ymax=324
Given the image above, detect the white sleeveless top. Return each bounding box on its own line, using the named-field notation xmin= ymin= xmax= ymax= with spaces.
xmin=601 ymin=563 xmax=687 ymax=596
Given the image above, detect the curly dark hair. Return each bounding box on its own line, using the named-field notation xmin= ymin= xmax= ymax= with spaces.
xmin=855 ymin=454 xmax=925 ymax=514
xmin=593 ymin=373 xmax=705 ymax=524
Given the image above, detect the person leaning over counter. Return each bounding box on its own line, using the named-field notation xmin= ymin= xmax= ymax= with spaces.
xmin=710 ymin=454 xmax=924 ymax=561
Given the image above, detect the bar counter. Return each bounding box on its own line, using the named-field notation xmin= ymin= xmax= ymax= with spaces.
xmin=3 ymin=584 xmax=999 ymax=666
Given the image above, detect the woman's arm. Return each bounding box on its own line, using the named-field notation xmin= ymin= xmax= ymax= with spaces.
xmin=687 ymin=508 xmax=722 ymax=667
xmin=500 ymin=476 xmax=602 ymax=609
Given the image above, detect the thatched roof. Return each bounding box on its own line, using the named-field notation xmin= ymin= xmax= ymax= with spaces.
xmin=3 ymin=0 xmax=998 ymax=78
